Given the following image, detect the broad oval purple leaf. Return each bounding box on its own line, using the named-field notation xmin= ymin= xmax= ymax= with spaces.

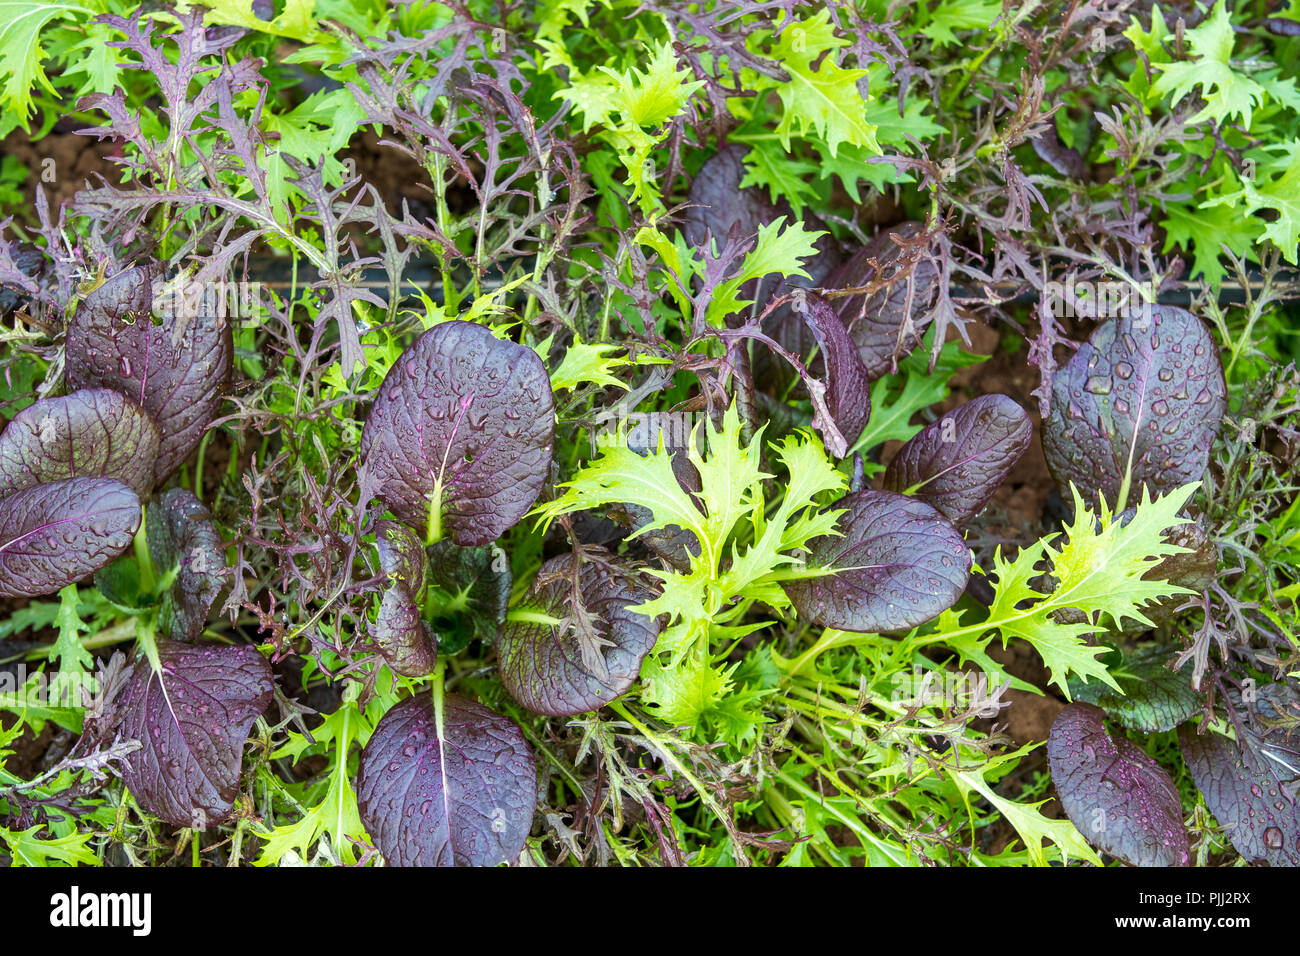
xmin=1042 ymin=306 xmax=1225 ymax=511
xmin=1179 ymin=686 xmax=1300 ymax=866
xmin=1048 ymin=702 xmax=1190 ymax=867
xmin=0 ymin=388 xmax=161 ymax=498
xmin=781 ymin=490 xmax=970 ymax=633
xmin=372 ymin=583 xmax=438 ymax=678
xmin=66 ymin=263 xmax=234 ymax=484
xmin=497 ymin=555 xmax=660 ymax=716
xmin=113 ymin=640 xmax=274 ymax=829
xmin=146 ymin=488 xmax=224 ymax=641
xmin=356 ymin=693 xmax=537 ymax=866
xmin=0 ymin=477 xmax=141 ymax=599
xmin=359 ymin=321 xmax=554 ymax=547
xmin=882 ymin=393 xmax=1032 ymax=528
xmin=828 ymin=222 xmax=940 ymax=380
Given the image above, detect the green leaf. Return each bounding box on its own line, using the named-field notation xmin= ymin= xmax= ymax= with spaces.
xmin=0 ymin=825 xmax=99 ymax=866
xmin=950 ymin=745 xmax=1103 ymax=866
xmin=707 ymin=217 xmax=822 ymax=326
xmin=1151 ymin=0 xmax=1265 ymax=126
xmin=769 ymin=10 xmax=877 ymax=158
xmin=50 ymin=584 xmax=94 ymax=692
xmin=921 ymin=0 xmax=1003 ymax=48
xmin=0 ymin=1 xmax=93 ymax=131
xmin=185 ymin=0 xmax=322 ymax=41
xmin=977 ymin=483 xmax=1200 ymax=696
xmin=548 ymin=337 xmax=632 ymax=392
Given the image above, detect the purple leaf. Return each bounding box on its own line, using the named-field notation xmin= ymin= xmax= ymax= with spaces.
xmin=0 ymin=388 xmax=161 ymax=498
xmin=112 ymin=640 xmax=274 ymax=829
xmin=356 ymin=693 xmax=537 ymax=866
xmin=374 ymin=520 xmax=427 ymax=591
xmin=1048 ymin=702 xmax=1190 ymax=867
xmin=682 ymin=145 xmax=780 ymax=258
xmin=359 ymin=321 xmax=554 ymax=546
xmin=795 ymin=293 xmax=871 ymax=457
xmin=66 ymin=264 xmax=234 ymax=484
xmin=0 ymin=478 xmax=141 ymax=599
xmin=371 ymin=583 xmax=438 ymax=678
xmin=828 ymin=222 xmax=941 ymax=380
xmin=1042 ymin=306 xmax=1225 ymax=511
xmin=683 ymin=144 xmax=841 ymax=328
xmin=146 ymin=488 xmax=224 ymax=641
xmin=781 ymin=490 xmax=970 ymax=633
xmin=882 ymin=393 xmax=1032 ymax=528
xmin=1179 ymin=687 xmax=1300 ymax=866
xmin=497 ymin=555 xmax=660 ymax=716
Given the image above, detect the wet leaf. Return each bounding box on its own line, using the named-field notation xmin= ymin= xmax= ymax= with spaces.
xmin=147 ymin=488 xmax=224 ymax=641
xmin=1179 ymin=686 xmax=1300 ymax=866
xmin=371 ymin=583 xmax=438 ymax=678
xmin=882 ymin=393 xmax=1032 ymax=528
xmin=795 ymin=292 xmax=871 ymax=457
xmin=1048 ymin=702 xmax=1190 ymax=866
xmin=781 ymin=489 xmax=970 ymax=633
xmin=66 ymin=264 xmax=234 ymax=484
xmin=0 ymin=388 xmax=161 ymax=498
xmin=356 ymin=693 xmax=537 ymax=866
xmin=1068 ymin=645 xmax=1203 ymax=732
xmin=374 ymin=520 xmax=427 ymax=591
xmin=497 ymin=555 xmax=660 ymax=716
xmin=1042 ymin=306 xmax=1225 ymax=512
xmin=0 ymin=478 xmax=141 ymax=599
xmin=828 ymin=222 xmax=940 ymax=380
xmin=359 ymin=321 xmax=554 ymax=546
xmin=111 ymin=640 xmax=274 ymax=829
xmin=425 ymin=539 xmax=511 ymax=653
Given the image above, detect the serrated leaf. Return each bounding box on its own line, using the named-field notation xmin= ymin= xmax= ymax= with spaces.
xmin=0 ymin=1 xmax=92 ymax=130
xmin=769 ymin=10 xmax=877 ymax=158
xmin=1151 ymin=0 xmax=1264 ymax=126
xmin=982 ymin=484 xmax=1199 ymax=695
